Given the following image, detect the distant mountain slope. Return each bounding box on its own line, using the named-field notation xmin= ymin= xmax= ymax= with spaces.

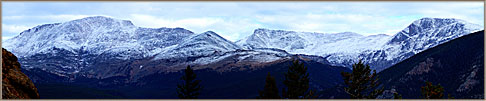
xmin=236 ymin=28 xmax=389 ymax=57
xmin=3 ymin=16 xmax=259 ymax=80
xmin=378 ymin=30 xmax=484 ymax=99
xmin=237 ymin=18 xmax=483 ymax=72
xmin=3 ymin=16 xmax=196 ymax=76
xmin=3 ymin=16 xmax=195 ymax=57
xmin=4 ymin=16 xmax=483 ymax=99
xmin=23 ymin=55 xmax=351 ymax=99
xmin=154 ymin=31 xmax=242 ymax=60
xmin=364 ymin=18 xmax=483 ymax=72
xmin=4 ymin=16 xmax=352 ymax=99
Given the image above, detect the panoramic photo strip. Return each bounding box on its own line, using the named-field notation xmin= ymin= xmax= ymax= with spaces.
xmin=1 ymin=1 xmax=484 ymax=99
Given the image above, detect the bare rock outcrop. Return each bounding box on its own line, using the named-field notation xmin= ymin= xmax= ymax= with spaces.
xmin=2 ymin=48 xmax=39 ymax=99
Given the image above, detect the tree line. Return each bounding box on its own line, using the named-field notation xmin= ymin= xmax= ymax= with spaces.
xmin=176 ymin=60 xmax=453 ymax=99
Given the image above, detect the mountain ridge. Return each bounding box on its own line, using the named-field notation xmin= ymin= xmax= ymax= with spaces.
xmin=2 ymin=16 xmax=483 ymax=99
xmin=3 ymin=16 xmax=483 ymax=78
xmin=237 ymin=17 xmax=483 ymax=71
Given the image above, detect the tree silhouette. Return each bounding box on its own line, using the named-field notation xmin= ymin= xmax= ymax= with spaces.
xmin=393 ymin=92 xmax=402 ymax=99
xmin=257 ymin=72 xmax=281 ymax=99
xmin=341 ymin=60 xmax=384 ymax=99
xmin=177 ymin=66 xmax=202 ymax=99
xmin=282 ymin=60 xmax=315 ymax=99
xmin=421 ymin=81 xmax=444 ymax=99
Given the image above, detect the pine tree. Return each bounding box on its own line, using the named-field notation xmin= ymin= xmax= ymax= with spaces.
xmin=341 ymin=60 xmax=384 ymax=99
xmin=421 ymin=81 xmax=444 ymax=99
xmin=282 ymin=60 xmax=315 ymax=99
xmin=257 ymin=73 xmax=281 ymax=99
xmin=177 ymin=66 xmax=202 ymax=99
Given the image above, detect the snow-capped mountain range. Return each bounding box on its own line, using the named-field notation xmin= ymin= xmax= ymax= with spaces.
xmin=2 ymin=16 xmax=293 ymax=79
xmin=153 ymin=31 xmax=242 ymax=60
xmin=235 ymin=28 xmax=391 ymax=68
xmin=236 ymin=29 xmax=389 ymax=54
xmin=2 ymin=16 xmax=483 ymax=79
xmin=237 ymin=18 xmax=483 ymax=71
xmin=3 ymin=16 xmax=194 ymax=59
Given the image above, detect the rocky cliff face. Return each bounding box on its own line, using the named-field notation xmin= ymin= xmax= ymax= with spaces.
xmin=2 ymin=48 xmax=39 ymax=99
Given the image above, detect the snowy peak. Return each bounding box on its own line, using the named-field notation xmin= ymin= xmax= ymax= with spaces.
xmin=236 ymin=28 xmax=391 ymax=70
xmin=199 ymin=31 xmax=227 ymax=41
xmin=253 ymin=28 xmax=271 ymax=34
xmin=252 ymin=28 xmax=296 ymax=37
xmin=14 ymin=23 xmax=61 ymax=38
xmin=382 ymin=17 xmax=482 ymax=58
xmin=388 ymin=18 xmax=483 ymax=44
xmin=411 ymin=18 xmax=469 ymax=28
xmin=154 ymin=31 xmax=242 ymax=60
xmin=2 ymin=16 xmax=195 ymax=58
xmin=69 ymin=16 xmax=135 ymax=27
xmin=191 ymin=31 xmax=242 ymax=50
xmin=237 ymin=28 xmax=377 ymax=55
xmin=135 ymin=27 xmax=194 ymax=50
xmin=358 ymin=17 xmax=484 ymax=71
xmin=57 ymin=16 xmax=136 ymax=34
xmin=236 ymin=17 xmax=482 ymax=72
xmin=238 ymin=28 xmax=313 ymax=50
xmin=412 ymin=18 xmax=454 ymax=25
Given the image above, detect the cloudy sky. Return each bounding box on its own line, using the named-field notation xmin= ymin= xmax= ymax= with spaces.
xmin=2 ymin=1 xmax=484 ymax=41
